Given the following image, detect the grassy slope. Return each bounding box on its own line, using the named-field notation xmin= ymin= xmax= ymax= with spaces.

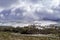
xmin=0 ymin=32 xmax=59 ymax=40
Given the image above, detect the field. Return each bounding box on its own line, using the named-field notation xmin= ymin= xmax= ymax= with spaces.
xmin=0 ymin=32 xmax=59 ymax=40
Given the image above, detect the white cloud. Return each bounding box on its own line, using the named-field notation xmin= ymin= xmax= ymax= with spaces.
xmin=45 ymin=8 xmax=54 ymax=14
xmin=34 ymin=20 xmax=58 ymax=26
xmin=51 ymin=0 xmax=60 ymax=8
xmin=16 ymin=13 xmax=21 ymax=16
xmin=0 ymin=0 xmax=60 ymax=21
xmin=0 ymin=0 xmax=60 ymax=27
xmin=0 ymin=8 xmax=4 ymax=12
xmin=11 ymin=0 xmax=60 ymax=13
xmin=0 ymin=14 xmax=4 ymax=18
xmin=9 ymin=0 xmax=60 ymax=21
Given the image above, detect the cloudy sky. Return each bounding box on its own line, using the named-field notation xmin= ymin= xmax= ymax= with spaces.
xmin=0 ymin=0 xmax=60 ymax=22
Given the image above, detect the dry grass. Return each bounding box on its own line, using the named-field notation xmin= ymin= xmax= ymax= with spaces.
xmin=0 ymin=32 xmax=59 ymax=40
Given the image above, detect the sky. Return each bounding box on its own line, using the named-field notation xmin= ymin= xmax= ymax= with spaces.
xmin=0 ymin=0 xmax=60 ymax=24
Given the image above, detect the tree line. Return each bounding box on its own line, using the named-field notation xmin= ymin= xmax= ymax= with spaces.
xmin=0 ymin=25 xmax=60 ymax=35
